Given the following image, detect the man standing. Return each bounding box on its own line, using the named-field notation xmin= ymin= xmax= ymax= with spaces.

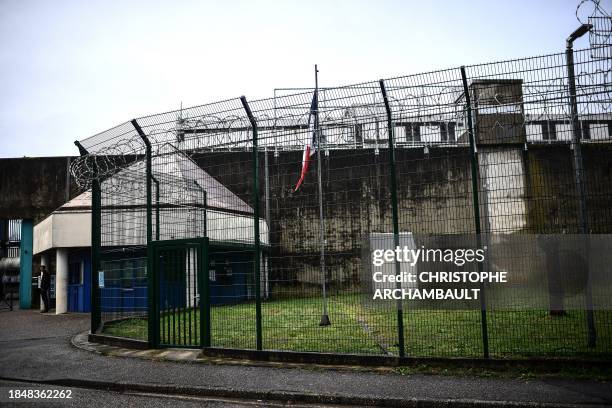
xmin=39 ymin=265 xmax=51 ymax=313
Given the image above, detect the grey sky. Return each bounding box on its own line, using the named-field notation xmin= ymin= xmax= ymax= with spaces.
xmin=0 ymin=0 xmax=607 ymax=157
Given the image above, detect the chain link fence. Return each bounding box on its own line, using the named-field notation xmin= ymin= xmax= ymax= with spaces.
xmin=72 ymin=46 xmax=612 ymax=359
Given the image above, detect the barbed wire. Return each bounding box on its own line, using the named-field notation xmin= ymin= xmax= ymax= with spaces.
xmin=576 ymin=0 xmax=612 ymax=59
xmin=576 ymin=0 xmax=609 ymax=24
xmin=70 ymin=46 xmax=611 ymax=190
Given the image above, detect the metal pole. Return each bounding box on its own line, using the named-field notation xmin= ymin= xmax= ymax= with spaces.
xmin=315 ymin=65 xmax=331 ymax=326
xmin=132 ymin=119 xmax=156 ymax=348
xmin=193 ymin=181 xmax=210 ymax=348
xmin=194 ymin=178 xmax=210 ymax=346
xmin=200 ymin=234 xmax=210 ymax=348
xmin=566 ymin=27 xmax=596 ymax=347
xmin=566 ymin=33 xmax=591 ymax=237
xmin=379 ymin=79 xmax=405 ymax=358
xmin=151 ymin=175 xmax=160 ymax=241
xmin=264 ymin=148 xmax=271 ymax=299
xmin=75 ymin=140 xmax=101 ymax=334
xmin=460 ymin=66 xmax=490 ymax=359
xmin=191 ymin=180 xmax=210 ymax=347
xmin=240 ymin=96 xmax=263 ymax=350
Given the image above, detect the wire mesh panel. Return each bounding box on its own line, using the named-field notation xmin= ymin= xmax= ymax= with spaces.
xmin=72 ymin=45 xmax=612 ymax=359
xmin=190 ymin=149 xmax=260 ymax=350
xmin=462 ymin=49 xmax=612 ymax=358
xmin=153 ymin=239 xmax=205 ymax=347
xmin=97 ymin=156 xmax=149 ymax=340
xmin=380 ymin=68 xmax=481 ymax=357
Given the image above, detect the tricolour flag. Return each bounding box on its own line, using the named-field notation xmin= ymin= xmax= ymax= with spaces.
xmin=294 ymin=91 xmax=319 ymax=192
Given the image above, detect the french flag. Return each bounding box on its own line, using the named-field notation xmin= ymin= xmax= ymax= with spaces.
xmin=294 ymin=91 xmax=319 ymax=192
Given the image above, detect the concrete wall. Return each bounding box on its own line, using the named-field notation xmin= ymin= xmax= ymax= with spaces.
xmin=524 ymin=144 xmax=612 ymax=234
xmin=4 ymin=145 xmax=610 ymax=294
xmin=0 ymin=157 xmax=79 ymax=221
xmin=195 ymin=144 xmax=612 ymax=293
xmin=33 ymin=211 xmax=91 ymax=254
xmin=194 ymin=148 xmax=476 ymax=292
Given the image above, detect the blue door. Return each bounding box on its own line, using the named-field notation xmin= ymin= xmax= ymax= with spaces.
xmin=68 ymin=251 xmax=91 ymax=312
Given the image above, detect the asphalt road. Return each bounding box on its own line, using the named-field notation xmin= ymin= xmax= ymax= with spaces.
xmin=0 ymin=379 xmax=348 ymax=408
xmin=1 ymin=308 xmax=611 ymax=407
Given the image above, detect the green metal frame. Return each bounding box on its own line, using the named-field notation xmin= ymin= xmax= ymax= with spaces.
xmin=241 ymin=96 xmax=263 ymax=351
xmin=150 ymin=237 xmax=210 ymax=348
xmin=75 ymin=140 xmax=101 ymax=334
xmin=565 ymin=46 xmax=597 ymax=348
xmin=132 ymin=119 xmax=156 ymax=348
xmin=460 ymin=66 xmax=490 ymax=359
xmin=379 ymin=79 xmax=406 ymax=358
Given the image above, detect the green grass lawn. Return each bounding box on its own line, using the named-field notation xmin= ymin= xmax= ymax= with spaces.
xmin=102 ymin=294 xmax=612 ymax=358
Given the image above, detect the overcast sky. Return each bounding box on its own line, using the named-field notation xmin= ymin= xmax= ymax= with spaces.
xmin=0 ymin=0 xmax=607 ymax=157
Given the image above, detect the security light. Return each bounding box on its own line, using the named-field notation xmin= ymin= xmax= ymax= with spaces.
xmin=567 ymin=24 xmax=593 ymax=47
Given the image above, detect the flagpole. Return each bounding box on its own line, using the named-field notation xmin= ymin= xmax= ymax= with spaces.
xmin=316 ymin=64 xmax=331 ymax=326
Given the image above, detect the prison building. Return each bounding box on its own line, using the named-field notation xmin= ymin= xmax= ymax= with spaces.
xmin=177 ymin=114 xmax=612 ymax=150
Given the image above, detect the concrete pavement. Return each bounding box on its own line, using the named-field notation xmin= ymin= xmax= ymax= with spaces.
xmin=1 ymin=308 xmax=611 ymax=407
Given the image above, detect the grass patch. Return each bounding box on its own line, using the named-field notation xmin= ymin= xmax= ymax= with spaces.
xmin=102 ymin=294 xmax=612 ymax=359
xmin=393 ymin=362 xmax=612 ymax=381
xmin=102 ymin=318 xmax=148 ymax=341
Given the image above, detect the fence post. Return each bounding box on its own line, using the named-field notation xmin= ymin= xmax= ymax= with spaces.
xmin=240 ymin=96 xmax=263 ymax=351
xmin=379 ymin=79 xmax=406 ymax=358
xmin=193 ymin=181 xmax=210 ymax=347
xmin=200 ymin=235 xmax=210 ymax=347
xmin=565 ymin=46 xmax=597 ymax=348
xmin=132 ymin=119 xmax=157 ymax=348
xmin=75 ymin=141 xmax=101 ymax=334
xmin=151 ymin=175 xmax=160 ymax=241
xmin=203 ymin=189 xmax=210 ymax=347
xmin=459 ymin=66 xmax=490 ymax=359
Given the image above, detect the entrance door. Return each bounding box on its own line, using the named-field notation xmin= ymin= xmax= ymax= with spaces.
xmin=150 ymin=238 xmax=209 ymax=348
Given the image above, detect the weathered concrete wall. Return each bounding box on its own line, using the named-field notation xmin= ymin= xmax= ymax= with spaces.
xmin=524 ymin=144 xmax=612 ymax=234
xmin=194 ymin=148 xmax=476 ymax=293
xmin=0 ymin=157 xmax=79 ymax=221
xmin=194 ymin=144 xmax=612 ymax=294
xmin=3 ymin=145 xmax=609 ymax=294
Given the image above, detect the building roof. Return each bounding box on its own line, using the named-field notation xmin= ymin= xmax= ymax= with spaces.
xmin=35 ymin=150 xmax=266 ymax=254
xmin=59 ymin=148 xmax=252 ymax=214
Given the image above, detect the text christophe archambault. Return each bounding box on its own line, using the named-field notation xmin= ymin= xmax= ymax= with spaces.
xmin=371 ymin=246 xmax=507 ymax=300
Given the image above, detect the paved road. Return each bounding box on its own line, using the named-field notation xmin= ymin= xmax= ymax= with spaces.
xmin=0 ymin=380 xmax=343 ymax=408
xmin=1 ymin=308 xmax=611 ymax=407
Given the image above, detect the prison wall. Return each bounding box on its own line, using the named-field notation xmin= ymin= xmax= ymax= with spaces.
xmin=0 ymin=156 xmax=80 ymax=221
xmin=194 ymin=143 xmax=612 ymax=296
xmin=2 ymin=146 xmax=608 ymax=295
xmin=524 ymin=144 xmax=612 ymax=234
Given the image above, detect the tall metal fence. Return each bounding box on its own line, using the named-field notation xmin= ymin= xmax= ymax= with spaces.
xmin=72 ymin=46 xmax=612 ymax=359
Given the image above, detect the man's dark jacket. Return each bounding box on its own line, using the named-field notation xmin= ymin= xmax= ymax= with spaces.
xmin=40 ymin=271 xmax=51 ymax=291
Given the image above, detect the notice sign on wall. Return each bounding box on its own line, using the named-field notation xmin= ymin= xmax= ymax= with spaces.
xmin=98 ymin=271 xmax=105 ymax=288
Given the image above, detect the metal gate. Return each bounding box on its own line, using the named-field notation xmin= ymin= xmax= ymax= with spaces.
xmin=150 ymin=238 xmax=209 ymax=348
